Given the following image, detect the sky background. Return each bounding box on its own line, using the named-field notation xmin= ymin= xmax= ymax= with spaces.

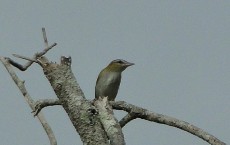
xmin=0 ymin=1 xmax=229 ymax=145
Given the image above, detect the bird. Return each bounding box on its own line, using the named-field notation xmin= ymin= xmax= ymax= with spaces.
xmin=95 ymin=59 xmax=134 ymax=101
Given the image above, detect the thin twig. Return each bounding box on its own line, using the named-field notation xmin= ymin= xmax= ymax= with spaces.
xmin=13 ymin=54 xmax=38 ymax=62
xmin=32 ymin=99 xmax=61 ymax=116
xmin=119 ymin=113 xmax=137 ymax=128
xmin=7 ymin=57 xmax=28 ymax=71
xmin=36 ymin=42 xmax=57 ymax=57
xmin=0 ymin=57 xmax=57 ymax=145
xmin=9 ymin=42 xmax=57 ymax=71
xmin=8 ymin=28 xmax=56 ymax=71
xmin=42 ymin=27 xmax=49 ymax=47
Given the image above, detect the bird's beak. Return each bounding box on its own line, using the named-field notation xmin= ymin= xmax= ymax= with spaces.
xmin=125 ymin=62 xmax=135 ymax=67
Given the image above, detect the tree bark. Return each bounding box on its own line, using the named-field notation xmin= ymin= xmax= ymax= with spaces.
xmin=38 ymin=56 xmax=110 ymax=145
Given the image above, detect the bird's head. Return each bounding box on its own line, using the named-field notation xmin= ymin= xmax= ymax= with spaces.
xmin=106 ymin=59 xmax=134 ymax=72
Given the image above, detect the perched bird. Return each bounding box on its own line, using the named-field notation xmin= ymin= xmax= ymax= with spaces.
xmin=95 ymin=59 xmax=134 ymax=101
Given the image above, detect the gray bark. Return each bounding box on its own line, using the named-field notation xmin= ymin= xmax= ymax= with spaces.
xmin=39 ymin=56 xmax=110 ymax=145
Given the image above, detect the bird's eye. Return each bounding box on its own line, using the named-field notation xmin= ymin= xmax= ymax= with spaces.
xmin=112 ymin=59 xmax=125 ymax=64
xmin=117 ymin=60 xmax=123 ymax=63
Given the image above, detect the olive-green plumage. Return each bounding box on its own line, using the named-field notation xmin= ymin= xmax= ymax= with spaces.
xmin=95 ymin=59 xmax=134 ymax=101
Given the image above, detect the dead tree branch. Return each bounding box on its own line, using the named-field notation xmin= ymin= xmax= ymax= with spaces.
xmin=111 ymin=101 xmax=226 ymax=145
xmin=8 ymin=42 xmax=56 ymax=71
xmin=119 ymin=113 xmax=136 ymax=128
xmin=0 ymin=57 xmax=57 ymax=145
xmin=35 ymin=56 xmax=110 ymax=144
xmin=94 ymin=97 xmax=125 ymax=145
xmin=33 ymin=99 xmax=61 ymax=116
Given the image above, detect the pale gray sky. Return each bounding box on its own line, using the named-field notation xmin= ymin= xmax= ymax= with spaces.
xmin=0 ymin=1 xmax=229 ymax=145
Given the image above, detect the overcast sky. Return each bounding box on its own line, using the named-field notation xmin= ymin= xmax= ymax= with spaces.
xmin=0 ymin=1 xmax=229 ymax=145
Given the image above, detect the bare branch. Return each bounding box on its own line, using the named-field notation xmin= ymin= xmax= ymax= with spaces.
xmin=94 ymin=97 xmax=125 ymax=145
xmin=33 ymin=99 xmax=61 ymax=116
xmin=13 ymin=54 xmax=38 ymax=62
xmin=111 ymin=101 xmax=226 ymax=145
xmin=7 ymin=57 xmax=28 ymax=71
xmin=42 ymin=27 xmax=49 ymax=47
xmin=119 ymin=113 xmax=137 ymax=128
xmin=0 ymin=57 xmax=57 ymax=145
xmin=8 ymin=42 xmax=57 ymax=71
xmin=36 ymin=43 xmax=57 ymax=57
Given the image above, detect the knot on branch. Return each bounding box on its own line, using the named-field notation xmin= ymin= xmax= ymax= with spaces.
xmin=87 ymin=106 xmax=98 ymax=126
xmin=32 ymin=100 xmax=45 ymax=116
xmin=61 ymin=56 xmax=71 ymax=66
xmin=54 ymin=83 xmax=62 ymax=92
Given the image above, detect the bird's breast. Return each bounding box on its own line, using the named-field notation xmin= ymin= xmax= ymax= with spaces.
xmin=104 ymin=73 xmax=120 ymax=85
xmin=96 ymin=71 xmax=121 ymax=100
